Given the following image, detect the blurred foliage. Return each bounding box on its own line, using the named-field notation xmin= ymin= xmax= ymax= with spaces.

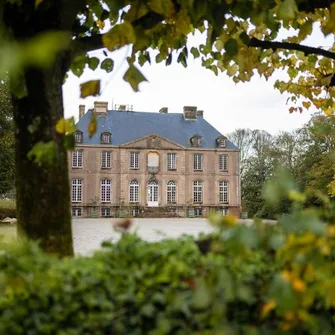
xmin=0 ymin=77 xmax=14 ymax=194
xmin=3 ymin=193 xmax=335 ymax=334
xmin=229 ymin=112 xmax=335 ymax=219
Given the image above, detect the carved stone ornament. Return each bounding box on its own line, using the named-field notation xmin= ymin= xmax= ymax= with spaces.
xmin=147 ymin=137 xmax=161 ymax=148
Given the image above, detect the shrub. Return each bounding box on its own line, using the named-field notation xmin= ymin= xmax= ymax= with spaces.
xmin=0 ymin=198 xmax=16 ymax=220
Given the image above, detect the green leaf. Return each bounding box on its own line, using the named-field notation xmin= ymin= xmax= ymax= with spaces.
xmin=55 ymin=117 xmax=76 ymax=134
xmin=80 ymin=80 xmax=100 ymax=98
xmin=123 ymin=64 xmax=147 ymax=92
xmin=27 ymin=141 xmax=57 ymax=165
xmin=239 ymin=32 xmax=250 ymax=45
xmin=71 ymin=55 xmax=88 ymax=77
xmin=88 ymin=57 xmax=99 ymax=70
xmin=100 ymin=58 xmax=114 ymax=73
xmin=191 ymin=47 xmax=200 ymax=58
xmin=102 ymin=22 xmax=136 ymax=51
xmin=63 ymin=134 xmax=75 ymax=151
xmin=224 ymin=39 xmax=238 ymax=58
xmin=88 ymin=113 xmax=97 ymax=139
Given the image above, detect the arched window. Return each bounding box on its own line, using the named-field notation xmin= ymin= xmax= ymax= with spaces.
xmin=190 ymin=134 xmax=202 ymax=147
xmin=129 ymin=180 xmax=139 ymax=202
xmin=167 ymin=181 xmax=176 ymax=203
xmin=101 ymin=179 xmax=111 ymax=202
xmin=72 ymin=179 xmax=82 ymax=202
xmin=193 ymin=180 xmax=202 ymax=203
xmin=101 ymin=132 xmax=111 ymax=144
xmin=219 ymin=181 xmax=229 ymax=203
xmin=74 ymin=131 xmax=83 ymax=143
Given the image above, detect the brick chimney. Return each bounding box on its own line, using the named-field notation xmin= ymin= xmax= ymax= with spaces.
xmin=159 ymin=107 xmax=168 ymax=114
xmin=79 ymin=104 xmax=85 ymax=119
xmin=94 ymin=101 xmax=108 ymax=115
xmin=197 ymin=110 xmax=204 ymax=117
xmin=183 ymin=106 xmax=197 ymax=120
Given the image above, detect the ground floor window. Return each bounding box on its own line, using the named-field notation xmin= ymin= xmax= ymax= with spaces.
xmin=72 ymin=207 xmax=82 ymax=217
xmin=219 ymin=208 xmax=229 ymax=216
xmin=129 ymin=208 xmax=139 ymax=217
xmin=194 ymin=208 xmax=202 ymax=217
xmin=101 ymin=207 xmax=111 ymax=217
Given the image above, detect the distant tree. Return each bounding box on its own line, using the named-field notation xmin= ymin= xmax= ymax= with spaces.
xmin=0 ymin=78 xmax=14 ymax=194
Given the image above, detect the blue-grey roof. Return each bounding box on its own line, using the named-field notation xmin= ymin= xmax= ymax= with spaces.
xmin=76 ymin=110 xmax=238 ymax=149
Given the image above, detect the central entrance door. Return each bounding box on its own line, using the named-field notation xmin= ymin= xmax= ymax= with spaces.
xmin=148 ymin=181 xmax=159 ymax=207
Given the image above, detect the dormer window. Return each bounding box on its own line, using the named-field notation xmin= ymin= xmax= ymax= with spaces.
xmin=101 ymin=132 xmax=111 ymax=144
xmin=74 ymin=131 xmax=83 ymax=144
xmin=216 ymin=136 xmax=226 ymax=148
xmin=190 ymin=135 xmax=202 ymax=147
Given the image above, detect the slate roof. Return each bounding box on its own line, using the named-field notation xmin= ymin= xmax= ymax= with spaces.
xmin=76 ymin=110 xmax=238 ymax=150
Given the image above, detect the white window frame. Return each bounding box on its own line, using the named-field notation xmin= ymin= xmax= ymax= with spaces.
xmin=166 ymin=181 xmax=177 ymax=203
xmin=167 ymin=153 xmax=176 ymax=170
xmin=72 ymin=179 xmax=82 ymax=203
xmin=193 ymin=153 xmax=202 ymax=171
xmin=219 ymin=181 xmax=229 ymax=204
xmin=220 ymin=208 xmax=229 ymax=216
xmin=101 ymin=179 xmax=111 ymax=202
xmin=74 ymin=131 xmax=82 ymax=143
xmin=130 ymin=152 xmax=139 ymax=169
xmin=193 ymin=180 xmax=202 ymax=203
xmin=72 ymin=207 xmax=82 ymax=216
xmin=129 ymin=180 xmax=139 ymax=202
xmin=101 ymin=151 xmax=111 ymax=169
xmin=219 ymin=154 xmax=228 ymax=171
xmin=72 ymin=150 xmax=83 ymax=168
xmin=101 ymin=132 xmax=111 ymax=144
xmin=101 ymin=207 xmax=111 ymax=217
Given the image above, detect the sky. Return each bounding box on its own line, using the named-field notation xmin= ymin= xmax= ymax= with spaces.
xmin=62 ymin=29 xmax=327 ymax=136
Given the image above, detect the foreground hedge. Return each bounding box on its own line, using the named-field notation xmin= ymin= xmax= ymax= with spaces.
xmin=1 ymin=211 xmax=335 ymax=334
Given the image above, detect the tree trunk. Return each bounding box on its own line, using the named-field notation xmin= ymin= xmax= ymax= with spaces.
xmin=5 ymin=1 xmax=74 ymax=256
xmin=12 ymin=59 xmax=73 ymax=256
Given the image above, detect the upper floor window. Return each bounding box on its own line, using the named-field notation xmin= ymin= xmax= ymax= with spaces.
xmin=193 ymin=153 xmax=202 ymax=171
xmin=101 ymin=179 xmax=111 ymax=202
xmin=190 ymin=134 xmax=202 ymax=147
xmin=129 ymin=179 xmax=139 ymax=202
xmin=72 ymin=150 xmax=83 ymax=168
xmin=101 ymin=132 xmax=111 ymax=144
xmin=72 ymin=179 xmax=82 ymax=202
xmin=101 ymin=151 xmax=111 ymax=169
xmin=219 ymin=181 xmax=229 ymax=204
xmin=167 ymin=181 xmax=177 ymax=203
xmin=167 ymin=153 xmax=176 ymax=170
xmin=216 ymin=136 xmax=226 ymax=148
xmin=130 ymin=152 xmax=139 ymax=169
xmin=193 ymin=180 xmax=202 ymax=203
xmin=74 ymin=131 xmax=83 ymax=144
xmin=219 ymin=154 xmax=228 ymax=171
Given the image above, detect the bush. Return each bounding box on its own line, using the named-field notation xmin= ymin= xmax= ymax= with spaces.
xmin=0 ymin=198 xmax=16 ymax=220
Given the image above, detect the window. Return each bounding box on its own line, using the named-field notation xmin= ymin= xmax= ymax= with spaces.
xmin=101 ymin=207 xmax=111 ymax=217
xmin=193 ymin=181 xmax=202 ymax=203
xmin=219 ymin=181 xmax=229 ymax=204
xmin=129 ymin=180 xmax=139 ymax=202
xmin=101 ymin=132 xmax=111 ymax=144
xmin=72 ymin=150 xmax=83 ymax=168
xmin=219 ymin=154 xmax=228 ymax=171
xmin=129 ymin=208 xmax=139 ymax=217
xmin=220 ymin=208 xmax=229 ymax=216
xmin=216 ymin=136 xmax=226 ymax=148
xmin=167 ymin=153 xmax=176 ymax=170
xmin=72 ymin=179 xmax=82 ymax=202
xmin=167 ymin=181 xmax=176 ymax=203
xmin=193 ymin=153 xmax=202 ymax=171
xmin=74 ymin=131 xmax=83 ymax=143
xmin=130 ymin=152 xmax=139 ymax=169
xmin=101 ymin=179 xmax=111 ymax=202
xmin=147 ymin=152 xmax=159 ymax=173
xmin=191 ymin=135 xmax=202 ymax=147
xmin=101 ymin=151 xmax=111 ymax=169
xmin=72 ymin=207 xmax=82 ymax=216
xmin=194 ymin=208 xmax=202 ymax=217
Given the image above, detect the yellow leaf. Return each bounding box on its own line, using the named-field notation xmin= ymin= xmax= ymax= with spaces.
xmin=80 ymin=80 xmax=100 ymax=98
xmin=96 ymin=20 xmax=105 ymax=29
xmin=322 ymin=3 xmax=335 ymax=35
xmin=261 ymin=299 xmax=276 ymax=319
xmin=88 ymin=113 xmax=97 ymax=139
xmin=102 ymin=22 xmax=136 ymax=52
xmin=292 ymin=278 xmax=306 ymax=292
xmin=55 ymin=118 xmax=67 ymax=134
xmin=302 ymin=101 xmax=311 ymax=109
xmin=123 ymin=64 xmax=147 ymax=92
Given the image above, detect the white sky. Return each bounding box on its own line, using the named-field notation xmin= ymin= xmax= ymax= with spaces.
xmin=62 ymin=28 xmax=331 ymax=136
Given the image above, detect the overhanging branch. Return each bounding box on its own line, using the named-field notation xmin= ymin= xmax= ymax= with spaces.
xmin=249 ymin=37 xmax=335 ymax=60
xmin=72 ymin=34 xmax=105 ymax=55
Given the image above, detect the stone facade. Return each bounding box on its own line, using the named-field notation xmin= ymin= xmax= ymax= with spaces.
xmin=69 ymin=105 xmax=241 ymax=218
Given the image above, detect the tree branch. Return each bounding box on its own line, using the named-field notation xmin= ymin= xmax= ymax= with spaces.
xmin=249 ymin=37 xmax=335 ymax=60
xmin=71 ymin=34 xmax=105 ymax=55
